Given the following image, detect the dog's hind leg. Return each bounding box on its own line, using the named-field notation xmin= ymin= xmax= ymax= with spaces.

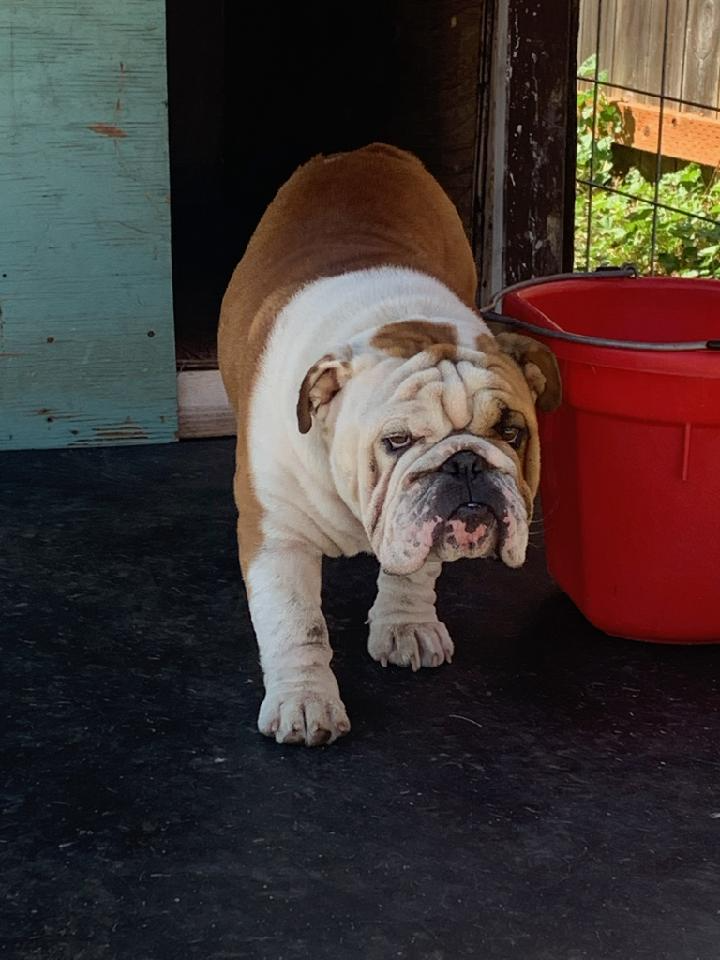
xmin=367 ymin=560 xmax=453 ymax=670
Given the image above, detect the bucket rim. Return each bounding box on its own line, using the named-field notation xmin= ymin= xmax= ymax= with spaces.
xmin=481 ymin=269 xmax=720 ymax=353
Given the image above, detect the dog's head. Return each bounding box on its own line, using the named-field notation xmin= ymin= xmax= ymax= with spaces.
xmin=296 ymin=320 xmax=561 ymax=575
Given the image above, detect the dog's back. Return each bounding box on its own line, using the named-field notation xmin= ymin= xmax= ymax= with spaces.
xmin=219 ymin=143 xmax=477 ymax=407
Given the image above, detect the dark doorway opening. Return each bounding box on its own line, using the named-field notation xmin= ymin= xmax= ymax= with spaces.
xmin=166 ymin=1 xmax=487 ymax=368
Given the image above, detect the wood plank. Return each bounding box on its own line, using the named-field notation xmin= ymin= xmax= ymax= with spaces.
xmin=664 ymin=0 xmax=690 ymax=103
xmin=599 ymin=0 xmax=618 ymax=79
xmin=578 ymin=0 xmax=598 ymax=68
xmin=611 ymin=0 xmax=667 ymax=103
xmin=177 ymin=370 xmax=235 ymax=439
xmin=616 ymin=98 xmax=720 ymax=165
xmin=576 ymin=0 xmax=621 ymax=79
xmin=681 ymin=0 xmax=720 ymax=114
xmin=0 ymin=0 xmax=177 ymax=450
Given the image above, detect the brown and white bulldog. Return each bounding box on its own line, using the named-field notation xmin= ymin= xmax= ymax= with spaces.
xmin=218 ymin=143 xmax=560 ymax=746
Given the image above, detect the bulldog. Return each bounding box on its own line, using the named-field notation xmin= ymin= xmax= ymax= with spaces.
xmin=218 ymin=143 xmax=560 ymax=746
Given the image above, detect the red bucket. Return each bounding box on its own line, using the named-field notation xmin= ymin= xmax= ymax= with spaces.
xmin=496 ymin=274 xmax=720 ymax=642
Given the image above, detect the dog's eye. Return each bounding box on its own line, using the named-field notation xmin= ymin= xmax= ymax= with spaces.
xmin=383 ymin=432 xmax=413 ymax=453
xmin=499 ymin=425 xmax=524 ymax=448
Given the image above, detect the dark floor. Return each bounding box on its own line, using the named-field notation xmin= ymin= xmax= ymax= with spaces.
xmin=2 ymin=439 xmax=720 ymax=960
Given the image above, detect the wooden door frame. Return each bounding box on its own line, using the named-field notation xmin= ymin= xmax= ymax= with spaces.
xmin=476 ymin=0 xmax=580 ymax=302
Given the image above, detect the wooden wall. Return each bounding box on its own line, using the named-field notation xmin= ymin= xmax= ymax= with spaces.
xmin=0 ymin=0 xmax=177 ymax=450
xmin=578 ymin=0 xmax=720 ymax=112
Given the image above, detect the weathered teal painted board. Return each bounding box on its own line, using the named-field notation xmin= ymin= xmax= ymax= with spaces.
xmin=0 ymin=0 xmax=177 ymax=449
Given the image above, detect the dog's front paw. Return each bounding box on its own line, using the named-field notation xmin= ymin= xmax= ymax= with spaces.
xmin=367 ymin=620 xmax=454 ymax=671
xmin=258 ymin=685 xmax=351 ymax=747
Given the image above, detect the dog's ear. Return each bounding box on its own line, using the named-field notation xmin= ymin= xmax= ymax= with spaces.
xmin=296 ymin=353 xmax=353 ymax=434
xmin=494 ymin=333 xmax=562 ymax=412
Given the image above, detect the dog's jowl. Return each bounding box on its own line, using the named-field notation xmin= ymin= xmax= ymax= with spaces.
xmin=218 ymin=143 xmax=561 ymax=746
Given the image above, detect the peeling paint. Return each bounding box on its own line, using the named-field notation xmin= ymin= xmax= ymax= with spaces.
xmin=502 ymin=0 xmax=574 ymax=283
xmin=87 ymin=123 xmax=127 ymax=139
xmin=34 ymin=407 xmax=75 ymax=421
xmin=93 ymin=419 xmax=149 ymax=442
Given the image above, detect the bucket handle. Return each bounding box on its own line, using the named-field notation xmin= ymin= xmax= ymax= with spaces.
xmin=481 ymin=265 xmax=720 ymax=352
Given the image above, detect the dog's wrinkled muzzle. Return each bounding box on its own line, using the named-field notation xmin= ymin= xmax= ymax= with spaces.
xmin=373 ymin=439 xmax=529 ymax=575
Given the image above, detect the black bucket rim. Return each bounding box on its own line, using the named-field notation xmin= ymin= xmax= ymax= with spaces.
xmin=481 ymin=267 xmax=720 ymax=353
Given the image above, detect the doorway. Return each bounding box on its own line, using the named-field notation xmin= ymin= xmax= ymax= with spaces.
xmin=166 ymin=0 xmax=487 ymax=370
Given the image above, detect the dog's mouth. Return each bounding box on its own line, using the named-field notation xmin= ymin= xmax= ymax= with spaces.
xmin=433 ymin=501 xmax=502 ymax=560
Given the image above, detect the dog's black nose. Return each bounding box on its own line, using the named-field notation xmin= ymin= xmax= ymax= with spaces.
xmin=441 ymin=450 xmax=486 ymax=479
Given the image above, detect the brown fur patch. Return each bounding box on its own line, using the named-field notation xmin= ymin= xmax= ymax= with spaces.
xmin=218 ymin=144 xmax=477 ymax=572
xmin=481 ymin=333 xmax=561 ymax=413
xmin=474 ymin=333 xmax=543 ymax=502
xmin=475 ymin=333 xmax=497 ymax=355
xmin=370 ymin=320 xmax=458 ymax=359
xmin=493 ymin=333 xmax=562 ymax=412
xmin=426 ymin=342 xmax=460 ymax=363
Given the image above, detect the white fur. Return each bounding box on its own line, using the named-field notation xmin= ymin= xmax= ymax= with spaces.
xmin=245 ymin=268 xmax=495 ymax=746
xmin=367 ymin=560 xmax=454 ymax=670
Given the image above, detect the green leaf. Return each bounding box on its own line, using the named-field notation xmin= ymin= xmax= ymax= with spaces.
xmin=578 ymin=55 xmax=597 ymax=78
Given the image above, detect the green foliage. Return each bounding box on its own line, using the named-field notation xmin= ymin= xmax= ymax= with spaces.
xmin=575 ymin=57 xmax=720 ymax=277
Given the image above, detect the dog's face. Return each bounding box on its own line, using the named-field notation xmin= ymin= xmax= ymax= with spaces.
xmin=297 ymin=322 xmax=561 ymax=576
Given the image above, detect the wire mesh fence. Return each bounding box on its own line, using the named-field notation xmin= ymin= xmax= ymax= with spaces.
xmin=576 ymin=0 xmax=720 ymax=277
